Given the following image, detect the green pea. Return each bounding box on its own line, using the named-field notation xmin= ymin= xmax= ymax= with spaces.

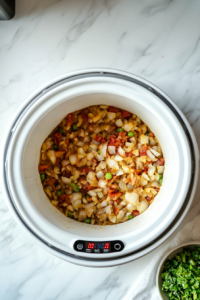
xmin=71 ymin=182 xmax=80 ymax=192
xmin=72 ymin=125 xmax=78 ymax=131
xmin=40 ymin=173 xmax=46 ymax=181
xmin=159 ymin=179 xmax=163 ymax=184
xmin=68 ymin=212 xmax=73 ymax=218
xmin=56 ymin=190 xmax=62 ymax=197
xmin=84 ymin=218 xmax=91 ymax=224
xmin=85 ymin=194 xmax=90 ymax=199
xmin=159 ymin=174 xmax=163 ymax=184
xmin=159 ymin=174 xmax=163 ymax=180
xmin=105 ymin=173 xmax=112 ymax=180
xmin=98 ymin=150 xmax=101 ymax=155
xmin=128 ymin=215 xmax=133 ymax=220
xmin=117 ymin=128 xmax=124 ymax=132
xmin=53 ymin=144 xmax=58 ymax=150
xmin=59 ymin=127 xmax=63 ymax=134
xmin=128 ymin=132 xmax=134 ymax=137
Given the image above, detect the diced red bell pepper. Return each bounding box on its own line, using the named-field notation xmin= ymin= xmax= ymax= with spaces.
xmin=122 ymin=110 xmax=131 ymax=118
xmin=125 ymin=152 xmax=132 ymax=157
xmin=108 ymin=106 xmax=118 ymax=113
xmin=108 ymin=135 xmax=116 ymax=146
xmin=114 ymin=208 xmax=120 ymax=215
xmin=81 ymin=109 xmax=88 ymax=122
xmin=79 ymin=167 xmax=89 ymax=174
xmin=157 ymin=158 xmax=165 ymax=166
xmin=67 ymin=113 xmax=73 ymax=126
xmin=54 ymin=132 xmax=62 ymax=145
xmin=144 ymin=165 xmax=148 ymax=173
xmin=94 ymin=135 xmax=106 ymax=143
xmin=39 ymin=165 xmax=48 ymax=172
xmin=108 ymin=192 xmax=122 ymax=200
xmin=132 ymin=210 xmax=139 ymax=216
xmin=59 ymin=194 xmax=70 ymax=204
xmin=140 ymin=145 xmax=148 ymax=156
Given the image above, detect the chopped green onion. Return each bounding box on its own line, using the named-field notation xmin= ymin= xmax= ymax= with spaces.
xmin=85 ymin=194 xmax=90 ymax=199
xmin=98 ymin=150 xmax=101 ymax=155
xmin=128 ymin=132 xmax=134 ymax=137
xmin=56 ymin=190 xmax=62 ymax=197
xmin=40 ymin=173 xmax=46 ymax=181
xmin=71 ymin=182 xmax=80 ymax=192
xmin=68 ymin=212 xmax=73 ymax=218
xmin=84 ymin=218 xmax=91 ymax=224
xmin=53 ymin=144 xmax=58 ymax=150
xmin=128 ymin=215 xmax=133 ymax=220
xmin=117 ymin=128 xmax=124 ymax=132
xmin=59 ymin=127 xmax=63 ymax=134
xmin=72 ymin=125 xmax=78 ymax=131
xmin=105 ymin=173 xmax=112 ymax=180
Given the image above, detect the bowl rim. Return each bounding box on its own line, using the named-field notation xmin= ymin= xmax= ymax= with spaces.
xmin=156 ymin=240 xmax=200 ymax=300
xmin=1 ymin=68 xmax=199 ymax=267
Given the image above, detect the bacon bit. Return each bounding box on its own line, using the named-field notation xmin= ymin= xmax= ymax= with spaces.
xmin=146 ymin=196 xmax=152 ymax=202
xmin=65 ymin=139 xmax=69 ymax=145
xmin=52 ymin=185 xmax=56 ymax=192
xmin=122 ymin=110 xmax=132 ymax=118
xmin=108 ymin=106 xmax=118 ymax=113
xmin=92 ymin=158 xmax=98 ymax=166
xmin=62 ymin=170 xmax=72 ymax=177
xmin=65 ymin=153 xmax=69 ymax=159
xmin=55 ymin=157 xmax=61 ymax=167
xmin=115 ymin=199 xmax=120 ymax=205
xmin=54 ymin=132 xmax=62 ymax=145
xmin=47 ymin=178 xmax=57 ymax=185
xmin=134 ymin=169 xmax=142 ymax=175
xmin=109 ymin=192 xmax=122 ymax=200
xmin=125 ymin=151 xmax=132 ymax=157
xmin=39 ymin=165 xmax=48 ymax=172
xmin=144 ymin=166 xmax=148 ymax=173
xmin=132 ymin=210 xmax=139 ymax=216
xmin=114 ymin=208 xmax=120 ymax=215
xmin=140 ymin=145 xmax=148 ymax=156
xmin=81 ymin=109 xmax=88 ymax=122
xmin=94 ymin=135 xmax=106 ymax=143
xmin=67 ymin=113 xmax=73 ymax=126
xmin=79 ymin=167 xmax=89 ymax=175
xmin=55 ymin=150 xmax=65 ymax=158
xmin=59 ymin=194 xmax=70 ymax=204
xmin=81 ymin=183 xmax=92 ymax=193
xmin=157 ymin=158 xmax=165 ymax=166
xmin=119 ymin=131 xmax=126 ymax=138
xmin=108 ymin=135 xmax=117 ymax=146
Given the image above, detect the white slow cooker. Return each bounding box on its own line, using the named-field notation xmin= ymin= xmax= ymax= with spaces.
xmin=1 ymin=69 xmax=199 ymax=267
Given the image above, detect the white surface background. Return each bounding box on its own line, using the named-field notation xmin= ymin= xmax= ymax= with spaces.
xmin=0 ymin=0 xmax=200 ymax=299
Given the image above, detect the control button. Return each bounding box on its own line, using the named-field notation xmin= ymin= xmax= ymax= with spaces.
xmin=86 ymin=249 xmax=93 ymax=253
xmin=77 ymin=243 xmax=84 ymax=250
xmin=103 ymin=249 xmax=109 ymax=253
xmin=94 ymin=249 xmax=101 ymax=253
xmin=114 ymin=243 xmax=121 ymax=251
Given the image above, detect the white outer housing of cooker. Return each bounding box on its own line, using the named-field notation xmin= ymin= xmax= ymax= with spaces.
xmin=1 ymin=69 xmax=199 ymax=267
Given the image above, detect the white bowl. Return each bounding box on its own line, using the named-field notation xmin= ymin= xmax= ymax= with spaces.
xmin=1 ymin=69 xmax=199 ymax=267
xmin=156 ymin=241 xmax=200 ymax=300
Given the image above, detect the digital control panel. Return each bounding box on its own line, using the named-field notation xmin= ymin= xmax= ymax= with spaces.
xmin=74 ymin=240 xmax=124 ymax=253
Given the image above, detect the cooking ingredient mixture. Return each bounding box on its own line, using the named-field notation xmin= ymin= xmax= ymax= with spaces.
xmin=161 ymin=246 xmax=200 ymax=300
xmin=39 ymin=105 xmax=165 ymax=225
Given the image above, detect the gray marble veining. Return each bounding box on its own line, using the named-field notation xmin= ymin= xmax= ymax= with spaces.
xmin=0 ymin=0 xmax=200 ymax=299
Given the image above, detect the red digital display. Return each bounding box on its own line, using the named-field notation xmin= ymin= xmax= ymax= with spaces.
xmin=104 ymin=243 xmax=109 ymax=249
xmin=88 ymin=243 xmax=95 ymax=249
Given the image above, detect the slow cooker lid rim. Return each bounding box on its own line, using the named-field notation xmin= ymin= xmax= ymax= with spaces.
xmin=2 ymin=70 xmax=196 ymax=263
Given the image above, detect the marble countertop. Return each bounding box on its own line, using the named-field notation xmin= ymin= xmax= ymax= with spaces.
xmin=1 ymin=0 xmax=200 ymax=299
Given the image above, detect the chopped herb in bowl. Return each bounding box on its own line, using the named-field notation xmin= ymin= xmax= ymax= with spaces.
xmin=161 ymin=246 xmax=200 ymax=300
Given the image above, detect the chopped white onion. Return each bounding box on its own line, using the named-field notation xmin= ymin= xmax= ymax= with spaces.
xmin=138 ymin=200 xmax=148 ymax=213
xmin=118 ymin=146 xmax=125 ymax=157
xmin=105 ymin=205 xmax=112 ymax=215
xmin=115 ymin=119 xmax=123 ymax=127
xmin=116 ymin=169 xmax=124 ymax=176
xmin=140 ymin=134 xmax=149 ymax=145
xmin=107 ymin=159 xmax=119 ymax=170
xmin=61 ymin=176 xmax=71 ymax=184
xmin=96 ymin=171 xmax=104 ymax=179
xmin=157 ymin=166 xmax=164 ymax=174
xmin=96 ymin=154 xmax=104 ymax=161
xmin=142 ymin=172 xmax=150 ymax=181
xmin=47 ymin=150 xmax=56 ymax=165
xmin=125 ymin=192 xmax=139 ymax=206
xmin=148 ymin=166 xmax=156 ymax=176
xmin=119 ymin=180 xmax=127 ymax=190
xmin=108 ymin=146 xmax=116 ymax=155
xmin=150 ymin=148 xmax=160 ymax=157
xmin=133 ymin=149 xmax=139 ymax=156
xmin=88 ymin=190 xmax=97 ymax=197
xmin=123 ymin=123 xmax=133 ymax=132
xmin=98 ymin=179 xmax=107 ymax=188
xmin=61 ymin=160 xmax=70 ymax=167
xmin=100 ymin=200 xmax=108 ymax=207
xmin=97 ymin=192 xmax=104 ymax=198
xmin=101 ymin=142 xmax=108 ymax=157
xmin=114 ymin=155 xmax=123 ymax=161
xmin=107 ymin=112 xmax=116 ymax=120
xmin=147 ymin=150 xmax=156 ymax=161
xmin=69 ymin=154 xmax=77 ymax=165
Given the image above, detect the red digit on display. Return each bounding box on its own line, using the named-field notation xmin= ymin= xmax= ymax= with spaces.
xmin=88 ymin=243 xmax=94 ymax=249
xmin=104 ymin=243 xmax=109 ymax=249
